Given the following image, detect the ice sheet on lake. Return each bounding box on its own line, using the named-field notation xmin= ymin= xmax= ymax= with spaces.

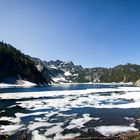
xmin=0 ymin=117 xmax=21 ymax=123
xmin=1 ymin=86 xmax=140 ymax=99
xmin=66 ymin=114 xmax=92 ymax=129
xmin=32 ymin=130 xmax=47 ymax=140
xmin=28 ymin=122 xmax=54 ymax=131
xmin=0 ymin=124 xmax=24 ymax=135
xmin=44 ymin=123 xmax=63 ymax=136
xmin=94 ymin=125 xmax=138 ymax=136
xmin=13 ymin=89 xmax=140 ymax=111
xmin=1 ymin=86 xmax=140 ymax=139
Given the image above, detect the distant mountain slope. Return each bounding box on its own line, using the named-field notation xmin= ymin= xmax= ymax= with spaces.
xmin=33 ymin=59 xmax=140 ymax=84
xmin=43 ymin=60 xmax=83 ymax=83
xmin=0 ymin=41 xmax=49 ymax=84
xmin=31 ymin=58 xmax=83 ymax=83
xmin=100 ymin=64 xmax=140 ymax=83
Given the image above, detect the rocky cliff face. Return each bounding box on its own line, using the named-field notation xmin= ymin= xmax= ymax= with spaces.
xmin=31 ymin=58 xmax=106 ymax=83
xmin=32 ymin=58 xmax=140 ymax=84
xmin=32 ymin=59 xmax=83 ymax=83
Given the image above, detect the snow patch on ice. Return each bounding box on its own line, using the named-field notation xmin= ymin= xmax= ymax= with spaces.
xmin=53 ymin=133 xmax=80 ymax=140
xmin=0 ymin=124 xmax=24 ymax=135
xmin=32 ymin=130 xmax=47 ymax=140
xmin=66 ymin=114 xmax=92 ymax=129
xmin=28 ymin=122 xmax=53 ymax=131
xmin=44 ymin=123 xmax=63 ymax=136
xmin=124 ymin=117 xmax=134 ymax=121
xmin=0 ymin=117 xmax=21 ymax=123
xmin=94 ymin=125 xmax=138 ymax=136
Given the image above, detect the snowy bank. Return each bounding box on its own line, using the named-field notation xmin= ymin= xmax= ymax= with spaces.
xmin=0 ymin=80 xmax=36 ymax=88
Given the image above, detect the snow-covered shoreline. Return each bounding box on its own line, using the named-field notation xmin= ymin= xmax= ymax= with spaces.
xmin=0 ymin=80 xmax=36 ymax=88
xmin=0 ymin=81 xmax=133 ymax=89
xmin=51 ymin=82 xmax=133 ymax=86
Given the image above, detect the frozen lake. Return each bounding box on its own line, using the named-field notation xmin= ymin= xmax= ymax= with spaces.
xmin=0 ymin=84 xmax=140 ymax=139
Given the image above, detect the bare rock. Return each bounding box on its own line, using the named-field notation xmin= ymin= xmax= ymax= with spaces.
xmin=134 ymin=79 xmax=140 ymax=86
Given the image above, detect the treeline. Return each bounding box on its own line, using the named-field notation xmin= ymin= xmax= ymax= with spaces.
xmin=75 ymin=64 xmax=140 ymax=83
xmin=100 ymin=64 xmax=140 ymax=83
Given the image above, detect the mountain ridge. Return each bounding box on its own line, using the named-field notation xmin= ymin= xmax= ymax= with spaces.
xmin=32 ymin=57 xmax=140 ymax=84
xmin=0 ymin=41 xmax=140 ymax=85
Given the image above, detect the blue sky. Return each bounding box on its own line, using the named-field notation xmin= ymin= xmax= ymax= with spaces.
xmin=0 ymin=0 xmax=140 ymax=68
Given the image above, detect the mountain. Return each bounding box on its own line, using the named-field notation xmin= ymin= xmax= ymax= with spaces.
xmin=76 ymin=64 xmax=140 ymax=83
xmin=100 ymin=64 xmax=140 ymax=83
xmin=31 ymin=58 xmax=140 ymax=84
xmin=31 ymin=58 xmax=83 ymax=83
xmin=0 ymin=41 xmax=49 ymax=85
xmin=1 ymin=41 xmax=140 ymax=85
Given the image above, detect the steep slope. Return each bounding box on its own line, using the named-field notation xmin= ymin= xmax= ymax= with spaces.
xmin=43 ymin=60 xmax=83 ymax=83
xmin=76 ymin=64 xmax=140 ymax=83
xmin=100 ymin=64 xmax=140 ymax=83
xmin=33 ymin=59 xmax=140 ymax=84
xmin=31 ymin=59 xmax=82 ymax=83
xmin=0 ymin=42 xmax=49 ymax=84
